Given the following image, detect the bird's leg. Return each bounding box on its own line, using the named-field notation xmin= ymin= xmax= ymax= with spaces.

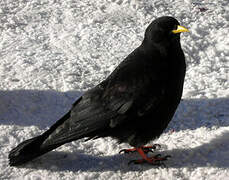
xmin=119 ymin=144 xmax=161 ymax=154
xmin=128 ymin=147 xmax=171 ymax=165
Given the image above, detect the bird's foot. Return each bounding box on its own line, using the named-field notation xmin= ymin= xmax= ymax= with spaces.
xmin=119 ymin=144 xmax=161 ymax=154
xmin=128 ymin=154 xmax=171 ymax=166
xmin=122 ymin=146 xmax=171 ymax=166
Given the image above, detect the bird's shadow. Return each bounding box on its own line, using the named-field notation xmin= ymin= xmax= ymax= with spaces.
xmin=17 ymin=130 xmax=229 ymax=172
xmin=1 ymin=89 xmax=229 ymax=171
xmin=1 ymin=89 xmax=228 ymax=130
xmin=0 ymin=89 xmax=82 ymax=128
xmin=168 ymin=97 xmax=229 ymax=132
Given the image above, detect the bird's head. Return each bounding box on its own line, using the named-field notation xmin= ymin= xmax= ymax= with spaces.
xmin=143 ymin=16 xmax=189 ymax=48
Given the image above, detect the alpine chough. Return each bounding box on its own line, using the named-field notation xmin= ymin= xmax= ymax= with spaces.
xmin=9 ymin=16 xmax=189 ymax=166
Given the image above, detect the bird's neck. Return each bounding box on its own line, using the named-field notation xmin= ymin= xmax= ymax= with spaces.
xmin=141 ymin=41 xmax=170 ymax=59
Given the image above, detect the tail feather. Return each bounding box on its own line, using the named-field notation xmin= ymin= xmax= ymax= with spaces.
xmin=9 ymin=135 xmax=44 ymax=166
xmin=9 ymin=134 xmax=64 ymax=166
xmin=8 ymin=110 xmax=73 ymax=166
xmin=8 ymin=96 xmax=104 ymax=166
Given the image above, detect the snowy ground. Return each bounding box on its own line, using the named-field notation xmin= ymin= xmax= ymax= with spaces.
xmin=0 ymin=0 xmax=229 ymax=179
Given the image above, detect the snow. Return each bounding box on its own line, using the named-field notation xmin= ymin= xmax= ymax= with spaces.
xmin=0 ymin=0 xmax=229 ymax=179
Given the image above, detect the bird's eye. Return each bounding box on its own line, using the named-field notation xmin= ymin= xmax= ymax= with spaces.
xmin=173 ymin=25 xmax=178 ymax=31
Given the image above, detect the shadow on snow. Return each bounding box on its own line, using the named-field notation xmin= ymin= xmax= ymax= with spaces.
xmin=0 ymin=89 xmax=228 ymax=130
xmin=16 ymin=130 xmax=229 ymax=171
xmin=1 ymin=89 xmax=229 ymax=171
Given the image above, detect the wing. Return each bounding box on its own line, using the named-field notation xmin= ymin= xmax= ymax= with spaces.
xmin=41 ymin=48 xmax=168 ymax=147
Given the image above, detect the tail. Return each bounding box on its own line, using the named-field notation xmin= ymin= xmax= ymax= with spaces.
xmin=9 ymin=135 xmax=57 ymax=166
xmin=8 ymin=94 xmax=109 ymax=166
xmin=9 ymin=110 xmax=72 ymax=166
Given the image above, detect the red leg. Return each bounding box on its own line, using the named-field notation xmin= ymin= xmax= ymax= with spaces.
xmin=119 ymin=144 xmax=160 ymax=154
xmin=119 ymin=146 xmax=171 ymax=165
xmin=128 ymin=147 xmax=171 ymax=165
xmin=136 ymin=147 xmax=153 ymax=163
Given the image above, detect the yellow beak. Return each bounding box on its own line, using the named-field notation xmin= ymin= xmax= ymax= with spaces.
xmin=172 ymin=25 xmax=189 ymax=34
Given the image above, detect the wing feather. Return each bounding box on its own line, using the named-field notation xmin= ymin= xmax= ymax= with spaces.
xmin=42 ymin=49 xmax=167 ymax=146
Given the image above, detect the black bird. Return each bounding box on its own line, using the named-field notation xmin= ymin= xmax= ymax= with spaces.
xmin=9 ymin=16 xmax=189 ymax=166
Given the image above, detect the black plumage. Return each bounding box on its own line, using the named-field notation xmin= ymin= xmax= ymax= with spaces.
xmin=9 ymin=16 xmax=189 ymax=166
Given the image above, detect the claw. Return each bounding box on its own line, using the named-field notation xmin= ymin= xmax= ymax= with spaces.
xmin=152 ymin=144 xmax=161 ymax=150
xmin=158 ymin=162 xmax=166 ymax=168
xmin=128 ymin=159 xmax=144 ymax=165
xmin=147 ymin=149 xmax=154 ymax=154
xmin=142 ymin=148 xmax=152 ymax=154
xmin=142 ymin=144 xmax=161 ymax=153
xmin=154 ymin=154 xmax=161 ymax=158
xmin=164 ymin=155 xmax=172 ymax=160
xmin=119 ymin=149 xmax=127 ymax=154
xmin=128 ymin=160 xmax=135 ymax=165
xmin=119 ymin=149 xmax=135 ymax=154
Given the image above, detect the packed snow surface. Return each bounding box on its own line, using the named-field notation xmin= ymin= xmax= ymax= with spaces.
xmin=0 ymin=0 xmax=229 ymax=179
